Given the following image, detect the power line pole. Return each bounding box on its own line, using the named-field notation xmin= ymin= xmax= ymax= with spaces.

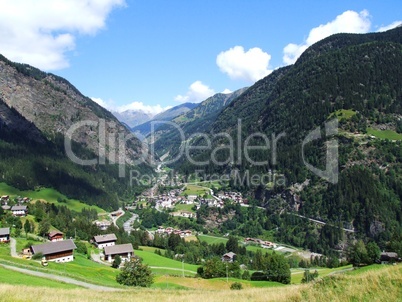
xmin=226 ymin=263 xmax=228 ymax=283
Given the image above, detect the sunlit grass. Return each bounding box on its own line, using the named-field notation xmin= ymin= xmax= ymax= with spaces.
xmin=0 ymin=182 xmax=105 ymax=213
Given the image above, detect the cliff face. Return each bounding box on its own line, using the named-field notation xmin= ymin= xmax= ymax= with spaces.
xmin=0 ymin=55 xmax=148 ymax=165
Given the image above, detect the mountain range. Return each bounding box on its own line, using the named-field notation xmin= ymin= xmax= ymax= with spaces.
xmin=131 ymin=102 xmax=198 ymax=139
xmin=112 ymin=109 xmax=154 ymax=128
xmin=0 ymin=54 xmax=151 ymax=210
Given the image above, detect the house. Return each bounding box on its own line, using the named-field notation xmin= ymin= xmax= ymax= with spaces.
xmin=93 ymin=234 xmax=117 ymax=249
xmin=380 ymin=252 xmax=399 ymax=264
xmin=30 ymin=239 xmax=77 ymax=262
xmin=48 ymin=231 xmax=64 ymax=242
xmin=104 ymin=243 xmax=134 ymax=262
xmin=11 ymin=205 xmax=27 ymax=216
xmin=94 ymin=220 xmax=112 ymax=231
xmin=0 ymin=227 xmax=10 ymax=242
xmin=1 ymin=205 xmax=10 ymax=211
xmin=222 ymin=252 xmax=236 ymax=263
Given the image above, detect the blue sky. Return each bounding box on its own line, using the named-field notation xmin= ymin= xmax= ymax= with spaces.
xmin=0 ymin=1 xmax=401 ymax=115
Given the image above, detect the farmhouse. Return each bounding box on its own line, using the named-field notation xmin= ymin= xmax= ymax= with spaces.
xmin=93 ymin=234 xmax=117 ymax=249
xmin=11 ymin=205 xmax=27 ymax=216
xmin=104 ymin=243 xmax=134 ymax=262
xmin=0 ymin=227 xmax=10 ymax=242
xmin=222 ymin=252 xmax=236 ymax=263
xmin=380 ymin=252 xmax=400 ymax=264
xmin=30 ymin=239 xmax=77 ymax=262
xmin=48 ymin=231 xmax=64 ymax=242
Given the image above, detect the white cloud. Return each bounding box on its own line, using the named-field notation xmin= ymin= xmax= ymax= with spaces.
xmin=175 ymin=81 xmax=215 ymax=103
xmin=0 ymin=0 xmax=125 ymax=70
xmin=91 ymin=97 xmax=111 ymax=109
xmin=91 ymin=97 xmax=169 ymax=116
xmin=222 ymin=89 xmax=233 ymax=94
xmin=216 ymin=46 xmax=272 ymax=82
xmin=377 ymin=21 xmax=402 ymax=32
xmin=283 ymin=10 xmax=371 ymax=65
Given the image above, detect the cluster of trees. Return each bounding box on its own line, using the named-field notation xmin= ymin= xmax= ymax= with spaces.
xmin=347 ymin=240 xmax=381 ymax=267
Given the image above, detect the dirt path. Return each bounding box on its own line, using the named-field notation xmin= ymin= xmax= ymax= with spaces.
xmin=0 ymin=263 xmax=121 ymax=291
xmin=9 ymin=238 xmax=18 ymax=257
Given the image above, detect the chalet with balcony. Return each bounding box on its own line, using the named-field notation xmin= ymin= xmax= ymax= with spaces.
xmin=48 ymin=231 xmax=64 ymax=242
xmin=30 ymin=239 xmax=77 ymax=262
xmin=11 ymin=205 xmax=27 ymax=216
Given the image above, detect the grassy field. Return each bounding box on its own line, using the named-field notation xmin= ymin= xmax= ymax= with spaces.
xmin=181 ymin=185 xmax=210 ymax=197
xmin=0 ymin=266 xmax=80 ymax=289
xmin=198 ymin=235 xmax=275 ymax=253
xmin=0 ymin=264 xmax=400 ymax=302
xmin=0 ymin=183 xmax=105 ymax=213
xmin=197 ymin=234 xmax=229 ymax=245
xmin=135 ymin=250 xmax=198 ymax=276
xmin=367 ymin=128 xmax=402 ymax=140
xmin=152 ymin=275 xmax=284 ymax=290
xmin=290 ymin=265 xmax=353 ymax=284
xmin=330 ymin=109 xmax=357 ymax=120
xmin=174 ymin=203 xmax=196 ymax=212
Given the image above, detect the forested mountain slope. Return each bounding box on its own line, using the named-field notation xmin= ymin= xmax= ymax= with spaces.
xmin=173 ymin=27 xmax=402 ymax=253
xmin=0 ymin=55 xmax=152 ymax=210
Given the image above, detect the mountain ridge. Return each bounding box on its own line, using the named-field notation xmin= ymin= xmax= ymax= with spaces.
xmin=0 ymin=54 xmax=152 ymax=209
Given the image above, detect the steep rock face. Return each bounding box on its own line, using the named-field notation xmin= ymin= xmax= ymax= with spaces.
xmin=0 ymin=56 xmax=148 ymax=165
xmin=0 ymin=97 xmax=45 ymax=144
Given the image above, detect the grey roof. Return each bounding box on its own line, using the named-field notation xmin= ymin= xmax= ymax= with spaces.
xmin=94 ymin=234 xmax=117 ymax=243
xmin=11 ymin=205 xmax=27 ymax=211
xmin=223 ymin=252 xmax=236 ymax=258
xmin=104 ymin=243 xmax=134 ymax=256
xmin=381 ymin=252 xmax=398 ymax=258
xmin=48 ymin=230 xmax=63 ymax=237
xmin=0 ymin=227 xmax=10 ymax=236
xmin=31 ymin=239 xmax=76 ymax=255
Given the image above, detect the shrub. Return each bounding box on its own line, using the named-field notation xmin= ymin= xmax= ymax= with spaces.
xmin=242 ymin=270 xmax=250 ymax=280
xmin=230 ymin=282 xmax=243 ymax=290
xmin=116 ymin=259 xmax=153 ymax=287
xmin=32 ymin=252 xmax=43 ymax=260
xmin=250 ymin=271 xmax=268 ymax=281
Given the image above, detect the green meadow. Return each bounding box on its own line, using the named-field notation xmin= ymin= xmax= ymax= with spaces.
xmin=367 ymin=128 xmax=402 ymax=140
xmin=181 ymin=185 xmax=210 ymax=197
xmin=0 ymin=266 xmax=80 ymax=289
xmin=0 ymin=182 xmax=105 ymax=213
